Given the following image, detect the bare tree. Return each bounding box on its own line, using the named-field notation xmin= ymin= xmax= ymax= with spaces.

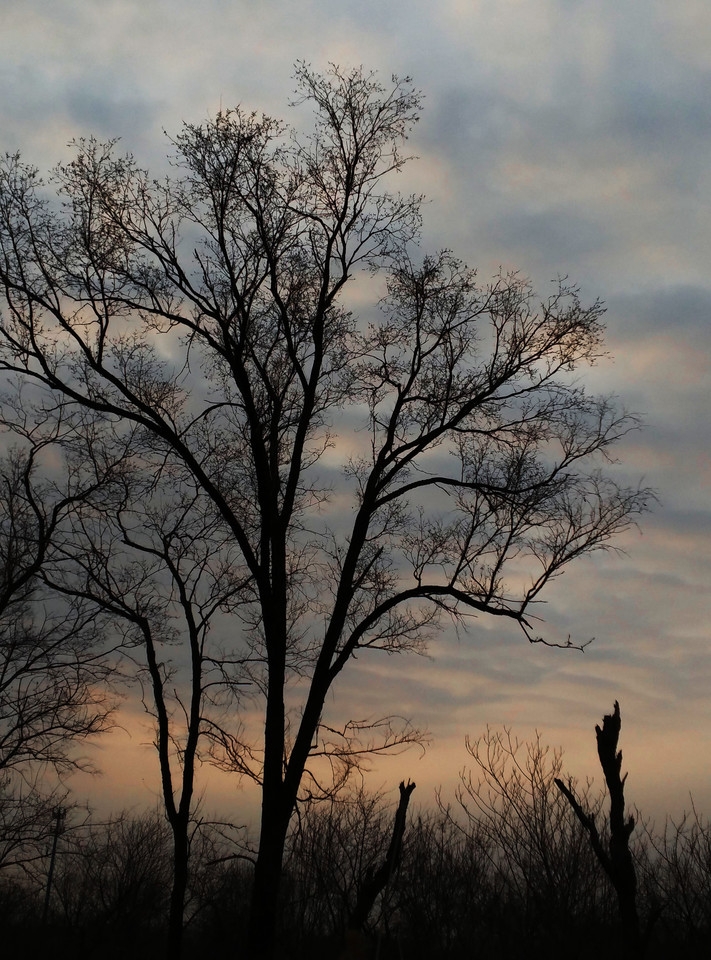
xmin=0 ymin=772 xmax=69 ymax=878
xmin=51 ymin=810 xmax=173 ymax=931
xmin=556 ymin=701 xmax=643 ymax=956
xmin=342 ymin=778 xmax=416 ymax=957
xmin=44 ymin=461 xmax=251 ymax=957
xmin=639 ymin=801 xmax=711 ymax=949
xmin=456 ymin=728 xmax=608 ymax=949
xmin=0 ymin=63 xmax=650 ymax=957
xmin=0 ymin=433 xmax=116 ymax=875
xmin=284 ymin=785 xmax=395 ymax=945
xmin=397 ymin=806 xmax=497 ymax=958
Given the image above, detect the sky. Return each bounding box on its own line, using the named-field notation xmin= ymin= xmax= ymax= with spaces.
xmin=2 ymin=0 xmax=711 ymax=827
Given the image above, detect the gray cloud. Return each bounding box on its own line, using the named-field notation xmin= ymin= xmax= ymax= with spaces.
xmin=609 ymin=286 xmax=711 ymax=342
xmin=63 ymin=82 xmax=161 ymax=140
xmin=1 ymin=0 xmax=710 ymax=821
xmin=488 ymin=206 xmax=610 ymax=263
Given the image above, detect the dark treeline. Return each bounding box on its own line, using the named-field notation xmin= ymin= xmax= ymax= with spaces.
xmin=3 ymin=726 xmax=711 ymax=960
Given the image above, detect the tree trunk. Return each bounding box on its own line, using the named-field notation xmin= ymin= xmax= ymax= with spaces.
xmin=166 ymin=821 xmax=189 ymax=960
xmin=246 ymin=800 xmax=291 ymax=960
xmin=595 ymin=701 xmax=641 ymax=957
xmin=338 ymin=780 xmax=416 ymax=960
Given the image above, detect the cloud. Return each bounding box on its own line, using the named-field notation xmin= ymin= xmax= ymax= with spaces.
xmin=2 ymin=0 xmax=711 ymax=826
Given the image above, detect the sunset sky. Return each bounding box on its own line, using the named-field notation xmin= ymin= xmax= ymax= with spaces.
xmin=3 ymin=0 xmax=710 ymax=827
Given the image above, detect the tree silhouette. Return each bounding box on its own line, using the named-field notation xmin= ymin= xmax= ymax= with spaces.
xmin=556 ymin=702 xmax=643 ymax=957
xmin=0 ymin=64 xmax=650 ymax=957
xmin=0 ymin=435 xmax=115 ymax=876
xmin=42 ymin=467 xmax=250 ymax=956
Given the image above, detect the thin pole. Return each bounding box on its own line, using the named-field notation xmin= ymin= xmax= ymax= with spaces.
xmin=42 ymin=807 xmax=66 ymax=924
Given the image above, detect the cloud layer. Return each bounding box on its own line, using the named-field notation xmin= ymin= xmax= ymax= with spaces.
xmin=2 ymin=0 xmax=710 ymax=820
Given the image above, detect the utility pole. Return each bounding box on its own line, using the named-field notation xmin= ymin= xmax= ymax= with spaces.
xmin=42 ymin=806 xmax=66 ymax=924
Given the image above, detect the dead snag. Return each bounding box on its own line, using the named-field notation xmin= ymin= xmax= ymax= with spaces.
xmin=340 ymin=780 xmax=416 ymax=958
xmin=555 ymin=701 xmax=642 ymax=957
